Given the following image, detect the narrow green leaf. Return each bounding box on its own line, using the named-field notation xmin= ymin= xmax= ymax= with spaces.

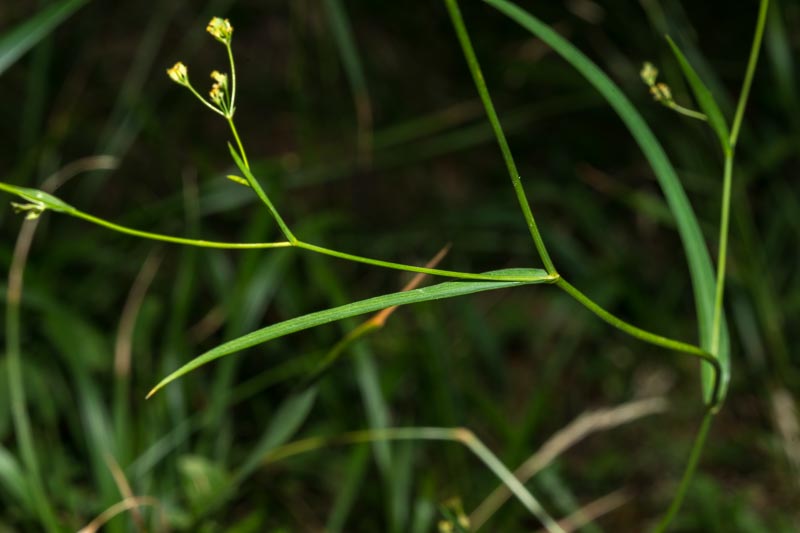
xmin=326 ymin=445 xmax=369 ymax=532
xmin=147 ymin=268 xmax=550 ymax=397
xmin=0 ymin=0 xmax=90 ymax=76
xmin=666 ymin=35 xmax=731 ymax=152
xmin=233 ymin=387 xmax=318 ymax=483
xmin=482 ymin=0 xmax=729 ymax=403
xmin=322 ymin=0 xmax=370 ymax=117
xmin=0 ymin=445 xmax=33 ymax=512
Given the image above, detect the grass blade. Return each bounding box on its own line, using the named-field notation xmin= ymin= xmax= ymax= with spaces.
xmin=665 ymin=35 xmax=730 ymax=152
xmin=482 ymin=0 xmax=729 ymax=403
xmin=146 ymin=268 xmax=550 ymax=397
xmin=0 ymin=0 xmax=89 ymax=76
xmin=263 ymin=427 xmax=565 ymax=532
xmin=322 ymin=0 xmax=373 ymax=162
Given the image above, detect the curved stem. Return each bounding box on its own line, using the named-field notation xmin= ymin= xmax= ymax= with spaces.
xmin=444 ymin=0 xmax=556 ymax=275
xmin=556 ymin=278 xmax=721 ymax=408
xmin=186 ymin=83 xmax=226 ymax=117
xmin=296 ymin=240 xmax=556 ymax=282
xmin=651 ymin=410 xmax=714 ymax=533
xmin=72 ymin=210 xmax=292 ymax=249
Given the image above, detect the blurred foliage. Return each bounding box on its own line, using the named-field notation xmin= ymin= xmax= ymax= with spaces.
xmin=1 ymin=0 xmax=799 ymax=531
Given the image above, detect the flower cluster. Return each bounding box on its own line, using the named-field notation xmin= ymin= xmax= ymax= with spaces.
xmin=209 ymin=70 xmax=229 ymax=109
xmin=166 ymin=17 xmax=235 ymax=117
xmin=640 ymin=62 xmax=673 ymax=105
xmin=166 ymin=62 xmax=189 ymax=86
xmin=206 ymin=17 xmax=233 ymax=44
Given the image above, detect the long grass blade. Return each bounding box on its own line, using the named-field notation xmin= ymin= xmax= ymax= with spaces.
xmin=0 ymin=0 xmax=89 ymax=76
xmin=322 ymin=0 xmax=373 ymax=162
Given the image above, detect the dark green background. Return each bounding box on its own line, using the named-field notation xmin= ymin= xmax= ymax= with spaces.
xmin=1 ymin=0 xmax=797 ymax=531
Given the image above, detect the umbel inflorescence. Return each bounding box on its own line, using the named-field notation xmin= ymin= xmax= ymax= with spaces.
xmin=167 ymin=17 xmax=237 ymax=118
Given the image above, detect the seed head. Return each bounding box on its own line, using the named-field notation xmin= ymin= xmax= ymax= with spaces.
xmin=207 ymin=17 xmax=233 ymax=44
xmin=166 ymin=62 xmax=189 ymax=85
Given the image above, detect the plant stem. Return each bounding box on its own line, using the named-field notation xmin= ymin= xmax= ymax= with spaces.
xmin=296 ymin=240 xmax=554 ymax=282
xmin=729 ymin=0 xmax=769 ymax=149
xmin=226 ymin=118 xmax=298 ymax=243
xmin=711 ymin=0 xmax=768 ymax=357
xmin=710 ymin=155 xmax=733 ymax=357
xmin=656 ymin=3 xmax=768 ymax=530
xmin=443 ymin=0 xmax=556 ymax=275
xmin=186 ymin=83 xmax=226 ymax=117
xmin=227 ymin=42 xmax=237 ymax=112
xmin=556 ymin=278 xmax=721 ymax=407
xmin=666 ymin=102 xmax=707 ymax=121
xmin=227 ymin=116 xmax=249 ymax=170
xmin=72 ymin=210 xmax=293 ymax=249
xmin=651 ymin=410 xmax=714 ymax=533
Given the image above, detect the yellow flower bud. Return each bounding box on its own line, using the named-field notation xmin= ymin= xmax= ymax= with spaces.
xmin=650 ymin=82 xmax=673 ymax=103
xmin=206 ymin=17 xmax=233 ymax=44
xmin=210 ymin=70 xmax=228 ymax=88
xmin=640 ymin=62 xmax=658 ymax=87
xmin=166 ymin=62 xmax=189 ymax=85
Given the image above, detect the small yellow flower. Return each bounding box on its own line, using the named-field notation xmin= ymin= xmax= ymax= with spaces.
xmin=211 ymin=70 xmax=228 ymax=88
xmin=640 ymin=62 xmax=658 ymax=87
xmin=210 ymin=83 xmax=225 ymax=107
xmin=206 ymin=17 xmax=233 ymax=43
xmin=166 ymin=62 xmax=189 ymax=85
xmin=650 ymin=82 xmax=672 ymax=103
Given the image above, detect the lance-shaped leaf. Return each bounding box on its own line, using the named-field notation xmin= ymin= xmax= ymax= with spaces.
xmin=666 ymin=35 xmax=731 ymax=152
xmin=147 ymin=268 xmax=551 ymax=398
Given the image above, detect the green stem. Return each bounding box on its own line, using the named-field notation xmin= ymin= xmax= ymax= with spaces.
xmin=666 ymin=102 xmax=707 ymax=121
xmin=443 ymin=0 xmax=556 ymax=275
xmin=296 ymin=241 xmax=555 ymax=282
xmin=656 ymin=4 xmax=768 ymax=530
xmin=227 ymin=116 xmax=250 ymax=170
xmin=651 ymin=410 xmax=714 ymax=533
xmin=712 ymin=0 xmax=768 ymax=356
xmin=227 ymin=42 xmax=237 ymax=112
xmin=226 ymin=118 xmax=298 ymax=243
xmin=185 ymin=83 xmax=226 ymax=117
xmin=710 ymin=155 xmax=733 ymax=357
xmin=556 ymin=278 xmax=721 ymax=407
xmin=72 ymin=210 xmax=292 ymax=249
xmin=729 ymin=0 xmax=769 ymax=149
